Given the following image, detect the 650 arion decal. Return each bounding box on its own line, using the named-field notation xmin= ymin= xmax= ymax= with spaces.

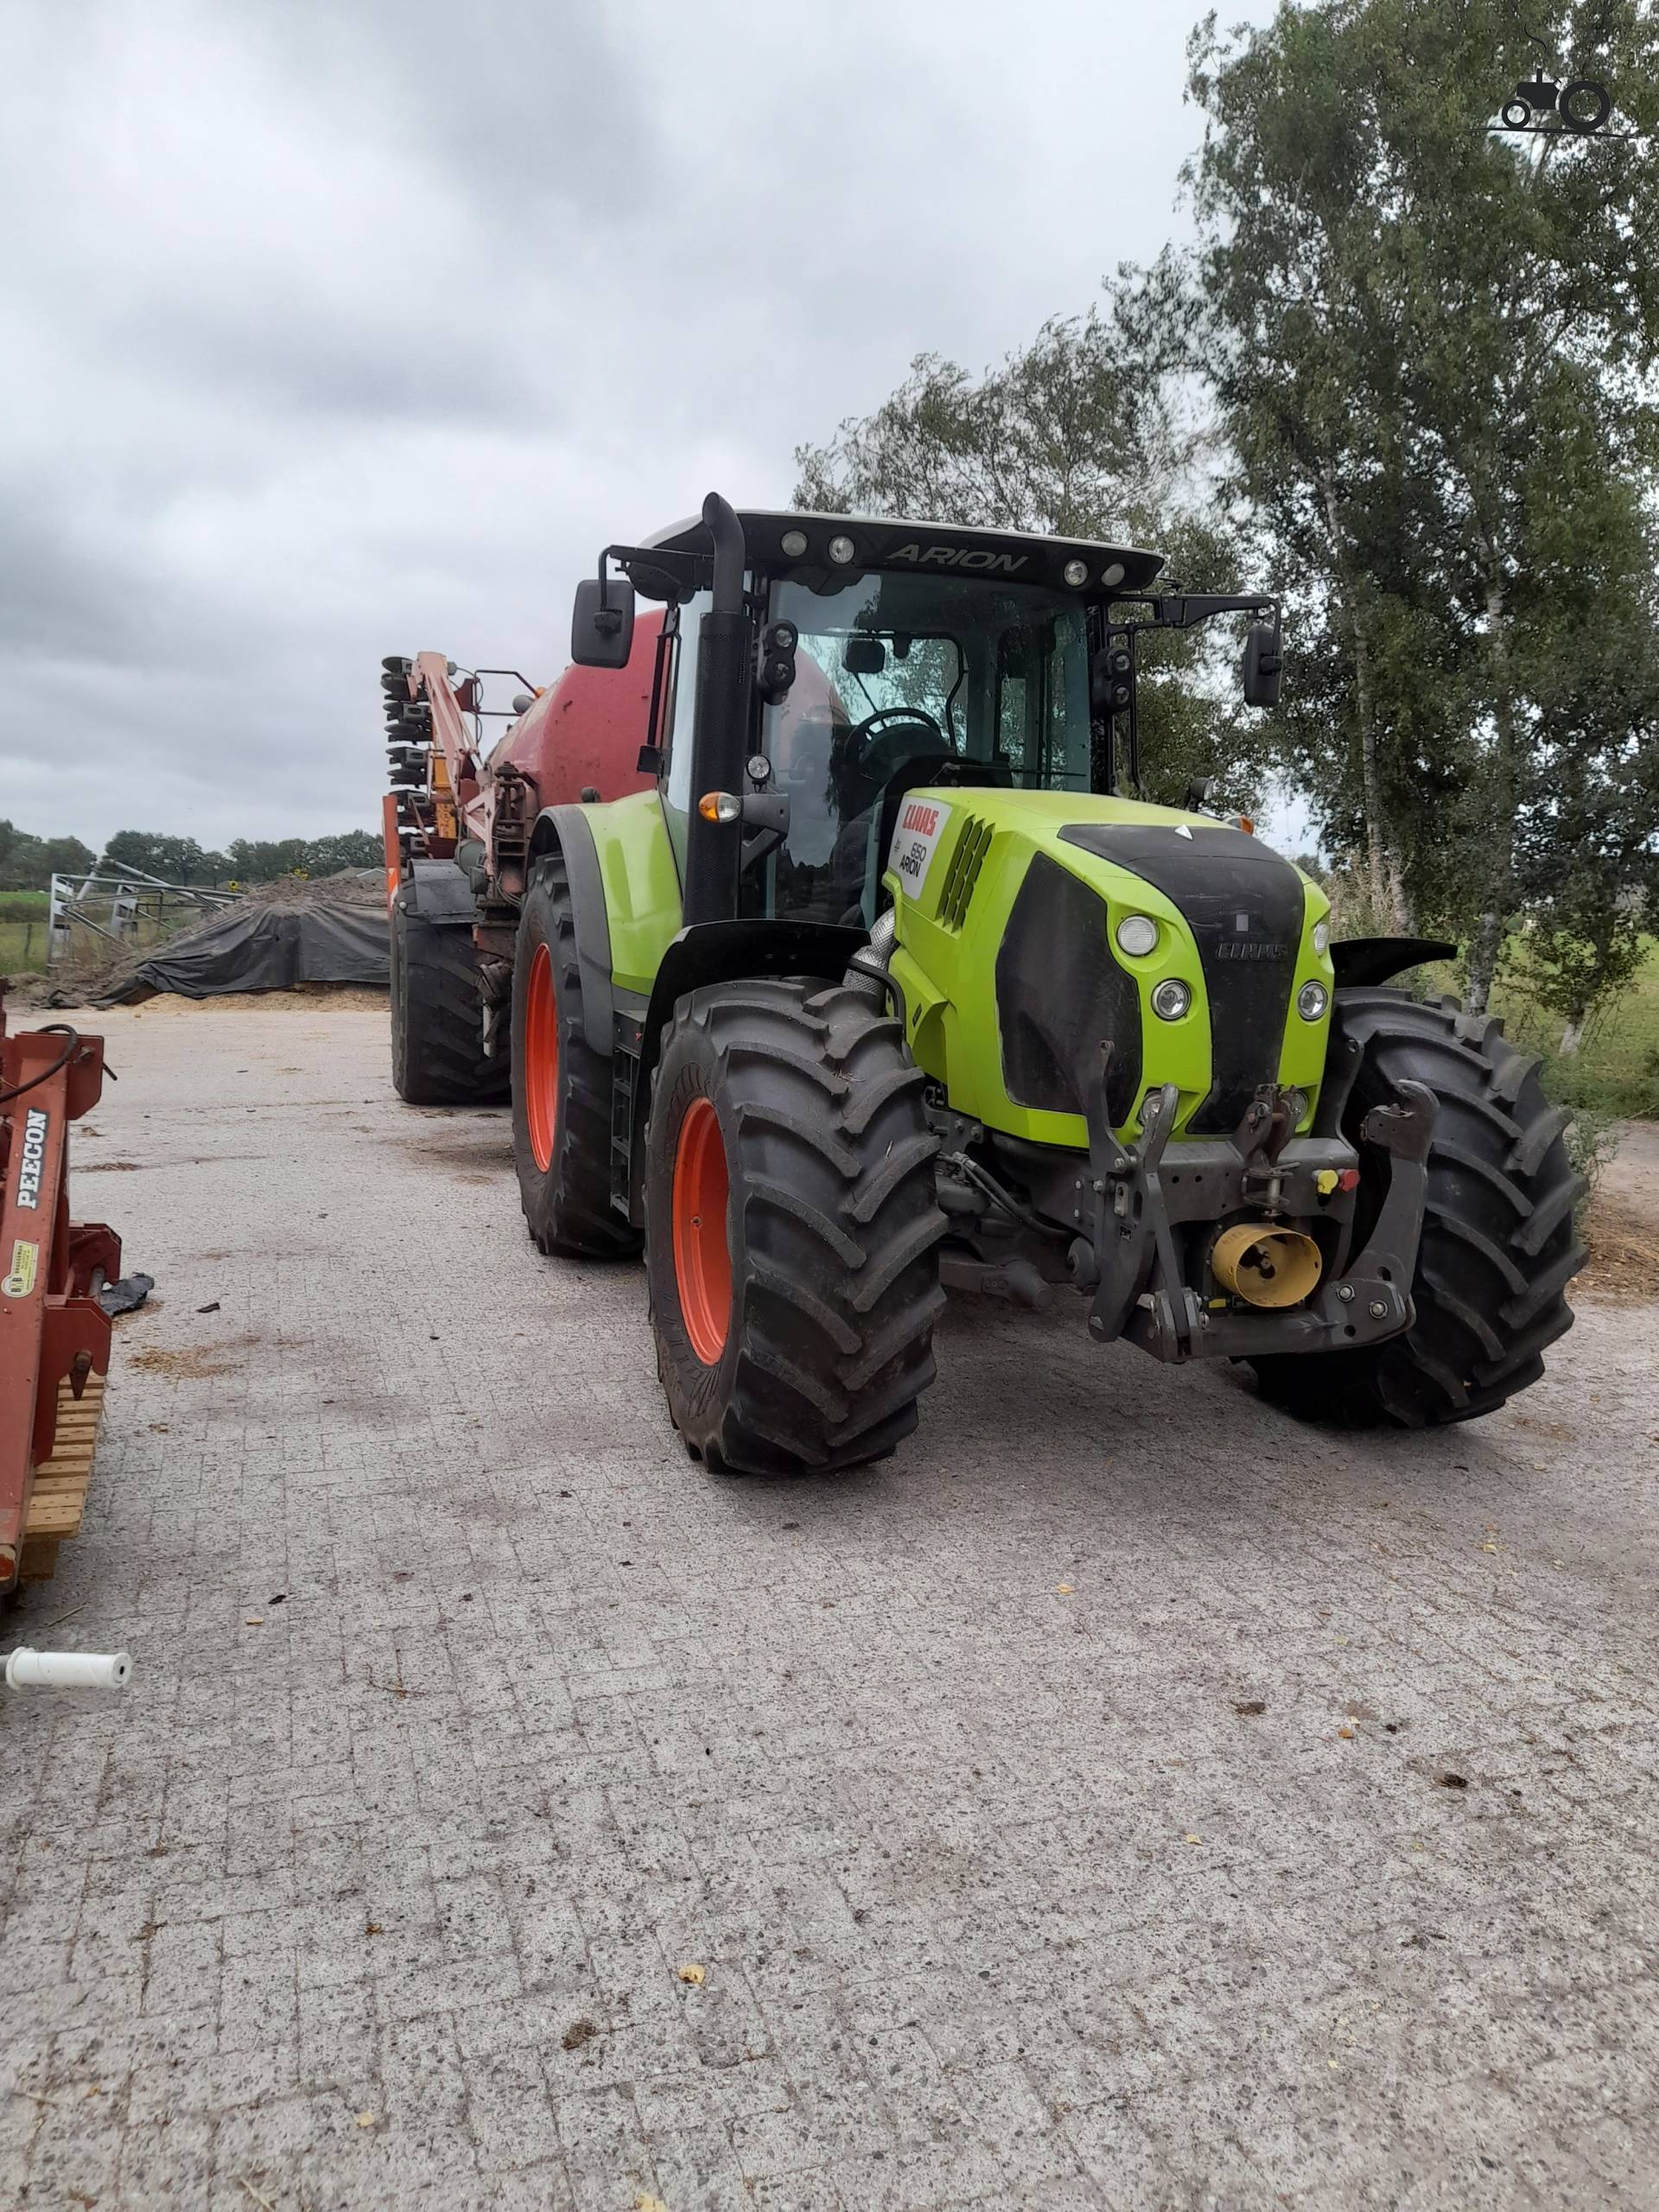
xmin=888 ymin=798 xmax=952 ymax=895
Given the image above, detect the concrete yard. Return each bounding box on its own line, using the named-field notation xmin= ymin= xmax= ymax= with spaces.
xmin=3 ymin=999 xmax=1656 ymax=2212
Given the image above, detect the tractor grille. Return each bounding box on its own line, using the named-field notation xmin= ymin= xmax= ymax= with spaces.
xmin=995 ymin=854 xmax=1141 ymax=1128
xmin=1058 ymin=822 xmax=1306 ymax=1134
xmin=937 ymin=816 xmax=992 ymax=931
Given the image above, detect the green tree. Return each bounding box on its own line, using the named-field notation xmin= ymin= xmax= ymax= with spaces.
xmin=794 ymin=308 xmax=1193 ymax=539
xmin=0 ymin=821 xmax=97 ymax=890
xmin=226 ymin=838 xmax=310 ymax=883
xmin=1182 ymin=0 xmax=1659 ymax=1010
xmin=302 ymin=830 xmax=383 ymax=874
xmin=1509 ymin=523 xmax=1659 ymax=1050
xmin=104 ymin=830 xmax=217 ymax=883
xmin=35 ymin=835 xmax=99 ymax=886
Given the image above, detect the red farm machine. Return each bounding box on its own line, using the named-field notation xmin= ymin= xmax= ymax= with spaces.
xmin=379 ymin=495 xmax=1582 ymax=1476
xmin=380 ymin=626 xmax=658 ymax=1103
xmin=0 ymin=996 xmax=120 ymax=1592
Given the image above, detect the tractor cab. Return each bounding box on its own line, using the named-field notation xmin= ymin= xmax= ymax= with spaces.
xmin=579 ymin=505 xmax=1282 ymax=942
xmin=744 ymin=561 xmax=1103 ymax=929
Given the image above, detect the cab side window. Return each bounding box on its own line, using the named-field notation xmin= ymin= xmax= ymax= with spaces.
xmin=661 ymin=592 xmax=711 ymax=868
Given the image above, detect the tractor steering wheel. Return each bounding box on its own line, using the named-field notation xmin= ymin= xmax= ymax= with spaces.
xmin=847 ymin=706 xmax=950 ymax=769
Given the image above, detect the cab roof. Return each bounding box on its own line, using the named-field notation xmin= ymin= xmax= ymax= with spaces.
xmin=640 ymin=508 xmax=1166 ymax=596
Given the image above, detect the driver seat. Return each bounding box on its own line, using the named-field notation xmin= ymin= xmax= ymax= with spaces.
xmin=838 ymin=753 xmax=1010 ymax=926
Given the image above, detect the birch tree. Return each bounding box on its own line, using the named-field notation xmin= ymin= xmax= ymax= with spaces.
xmin=1183 ymin=0 xmax=1659 ymax=1007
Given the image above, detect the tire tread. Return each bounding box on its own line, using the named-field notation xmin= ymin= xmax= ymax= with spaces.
xmin=647 ymin=977 xmax=944 ymax=1476
xmin=391 ymin=886 xmax=509 ymax=1107
xmin=1251 ymin=991 xmax=1582 ymax=1430
xmin=512 ymin=852 xmax=640 ymax=1260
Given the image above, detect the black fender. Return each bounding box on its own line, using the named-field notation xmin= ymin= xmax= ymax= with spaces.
xmin=527 ymin=805 xmax=615 ymax=1056
xmin=621 ymin=918 xmax=866 ymax=1227
xmin=1330 ymin=937 xmax=1456 ymax=988
xmin=640 ymin=918 xmax=868 ymax=1080
xmin=400 ymin=857 xmax=478 ymax=926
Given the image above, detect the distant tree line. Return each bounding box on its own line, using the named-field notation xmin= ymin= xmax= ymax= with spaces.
xmin=0 ymin=822 xmax=382 ymax=892
xmin=0 ymin=820 xmax=97 ymax=892
xmin=795 ymin=0 xmax=1659 ymax=1054
xmin=101 ymin=830 xmax=384 ymax=887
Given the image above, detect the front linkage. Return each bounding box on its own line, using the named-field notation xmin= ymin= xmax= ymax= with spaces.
xmin=1073 ymin=1071 xmax=1436 ymax=1364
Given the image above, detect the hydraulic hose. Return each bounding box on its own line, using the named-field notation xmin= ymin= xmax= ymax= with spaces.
xmin=0 ymin=1025 xmax=79 ymax=1108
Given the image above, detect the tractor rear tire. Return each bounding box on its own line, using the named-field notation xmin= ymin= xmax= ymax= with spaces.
xmin=645 ymin=977 xmax=945 ymax=1476
xmin=390 ymin=885 xmax=508 ymax=1107
xmin=1249 ymin=988 xmax=1586 ymax=1428
xmin=512 ymin=850 xmax=640 ymax=1258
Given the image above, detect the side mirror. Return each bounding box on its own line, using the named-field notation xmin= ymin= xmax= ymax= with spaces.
xmin=1242 ymin=624 xmax=1282 ymax=708
xmin=571 ymin=576 xmax=635 ymax=670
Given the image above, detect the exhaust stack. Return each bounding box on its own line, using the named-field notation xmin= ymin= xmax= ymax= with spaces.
xmin=1211 ymin=1224 xmax=1323 ymax=1309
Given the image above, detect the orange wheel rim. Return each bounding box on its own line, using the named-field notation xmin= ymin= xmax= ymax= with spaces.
xmin=524 ymin=941 xmax=559 ymax=1173
xmin=672 ymin=1096 xmax=731 ymax=1365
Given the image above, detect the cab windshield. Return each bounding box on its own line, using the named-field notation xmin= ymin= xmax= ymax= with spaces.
xmin=762 ymin=569 xmax=1092 ymax=925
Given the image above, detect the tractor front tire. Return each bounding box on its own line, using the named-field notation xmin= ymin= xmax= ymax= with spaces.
xmin=390 ymin=884 xmax=508 ymax=1107
xmin=1249 ymin=988 xmax=1586 ymax=1428
xmin=512 ymin=850 xmax=639 ymax=1258
xmin=645 ymin=978 xmax=945 ymax=1476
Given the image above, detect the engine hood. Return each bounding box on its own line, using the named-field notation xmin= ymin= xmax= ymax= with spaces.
xmin=882 ymin=789 xmax=1335 ymax=1147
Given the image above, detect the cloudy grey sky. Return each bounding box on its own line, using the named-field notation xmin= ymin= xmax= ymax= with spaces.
xmin=3 ymin=0 xmax=1274 ymax=854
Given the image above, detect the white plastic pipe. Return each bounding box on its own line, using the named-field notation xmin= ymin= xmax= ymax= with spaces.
xmin=4 ymin=1647 xmax=131 ymax=1690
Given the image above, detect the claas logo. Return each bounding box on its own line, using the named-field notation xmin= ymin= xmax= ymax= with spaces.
xmin=900 ymin=801 xmax=941 ymax=837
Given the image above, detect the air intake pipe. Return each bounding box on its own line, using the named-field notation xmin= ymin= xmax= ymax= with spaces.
xmin=681 ymin=493 xmax=753 ymax=927
xmin=845 ymin=906 xmax=898 ymax=1001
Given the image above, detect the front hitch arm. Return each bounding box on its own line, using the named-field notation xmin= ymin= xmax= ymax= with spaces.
xmin=1084 ymin=1078 xmax=1200 ymax=1355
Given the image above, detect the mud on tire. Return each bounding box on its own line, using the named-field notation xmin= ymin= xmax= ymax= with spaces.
xmin=646 ymin=977 xmax=946 ymax=1476
xmin=1249 ymin=988 xmax=1586 ymax=1427
xmin=390 ymin=883 xmax=509 ymax=1107
xmin=512 ymin=849 xmax=640 ymax=1259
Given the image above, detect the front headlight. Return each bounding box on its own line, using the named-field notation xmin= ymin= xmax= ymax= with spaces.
xmin=1152 ymin=978 xmax=1192 ymax=1021
xmin=1312 ymin=919 xmax=1330 ymax=957
xmin=1298 ymin=980 xmax=1330 ymax=1021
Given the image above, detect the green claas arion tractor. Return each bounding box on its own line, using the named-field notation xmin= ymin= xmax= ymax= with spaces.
xmin=383 ymin=494 xmax=1584 ymax=1472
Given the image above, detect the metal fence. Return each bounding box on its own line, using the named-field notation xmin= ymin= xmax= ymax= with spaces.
xmin=45 ymin=867 xmax=241 ymax=966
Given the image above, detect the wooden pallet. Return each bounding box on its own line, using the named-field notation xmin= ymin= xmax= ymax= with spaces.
xmin=21 ymin=1371 xmax=107 ymax=1583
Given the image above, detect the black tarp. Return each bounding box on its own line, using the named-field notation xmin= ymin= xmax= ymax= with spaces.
xmin=105 ymin=900 xmax=389 ymax=1002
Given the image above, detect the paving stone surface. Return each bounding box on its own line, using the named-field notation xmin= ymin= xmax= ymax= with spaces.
xmin=2 ymin=1001 xmax=1656 ymax=2211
